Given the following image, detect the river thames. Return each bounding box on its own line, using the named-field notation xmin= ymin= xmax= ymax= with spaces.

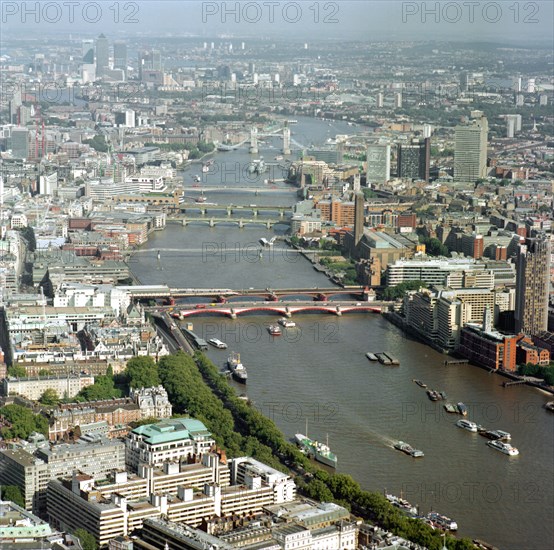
xmin=130 ymin=117 xmax=553 ymax=550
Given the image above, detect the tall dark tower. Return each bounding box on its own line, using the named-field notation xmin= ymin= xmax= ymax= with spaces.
xmin=95 ymin=34 xmax=110 ymax=76
xmin=354 ymin=192 xmax=365 ymax=246
xmin=515 ymin=235 xmax=551 ymax=336
xmin=114 ymin=41 xmax=127 ymax=70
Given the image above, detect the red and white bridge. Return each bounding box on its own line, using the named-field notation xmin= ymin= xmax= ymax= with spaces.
xmin=167 ymin=300 xmax=389 ymax=319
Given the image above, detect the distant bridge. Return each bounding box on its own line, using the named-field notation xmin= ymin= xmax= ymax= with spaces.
xmin=178 ymin=205 xmax=292 ymax=217
xmin=167 ymin=216 xmax=289 ymax=228
xmin=118 ymin=285 xmax=373 ymax=301
xmin=162 ymin=300 xmax=388 ymax=319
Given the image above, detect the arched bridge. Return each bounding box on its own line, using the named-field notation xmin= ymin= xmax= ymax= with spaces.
xmin=165 ymin=300 xmax=389 ymax=319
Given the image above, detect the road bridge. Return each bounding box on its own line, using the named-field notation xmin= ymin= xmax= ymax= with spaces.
xmin=178 ymin=205 xmax=292 ymax=217
xmin=167 ymin=216 xmax=288 ymax=228
xmin=163 ymin=300 xmax=389 ymax=319
xmin=118 ymin=285 xmax=373 ymax=301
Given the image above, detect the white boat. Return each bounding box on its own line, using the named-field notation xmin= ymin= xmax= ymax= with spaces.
xmin=208 ymin=338 xmax=227 ymax=349
xmin=278 ymin=318 xmax=296 ymax=328
xmin=487 ymin=440 xmax=519 ymax=456
xmin=456 ymin=419 xmax=478 ymax=432
xmin=227 ymin=352 xmax=247 ymax=383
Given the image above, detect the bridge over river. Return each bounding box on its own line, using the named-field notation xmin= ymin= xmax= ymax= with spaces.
xmin=149 ymin=300 xmax=390 ymax=319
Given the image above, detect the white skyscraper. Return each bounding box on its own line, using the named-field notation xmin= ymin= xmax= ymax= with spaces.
xmin=366 ymin=144 xmax=391 ymax=184
xmin=454 ymin=115 xmax=488 ymax=182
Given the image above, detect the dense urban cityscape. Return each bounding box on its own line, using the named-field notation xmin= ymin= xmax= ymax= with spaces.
xmin=0 ymin=2 xmax=552 ymax=550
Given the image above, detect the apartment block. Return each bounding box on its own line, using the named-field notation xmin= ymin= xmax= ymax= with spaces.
xmin=0 ymin=436 xmax=125 ymax=514
xmin=125 ymin=418 xmax=215 ymax=472
xmin=459 ymin=324 xmax=519 ymax=371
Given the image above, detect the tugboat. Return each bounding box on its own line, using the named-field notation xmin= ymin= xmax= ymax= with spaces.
xmin=479 ymin=430 xmax=511 ymax=441
xmin=393 ymin=441 xmax=424 ymax=458
xmin=227 ymin=352 xmax=247 ymax=384
xmin=457 ymin=402 xmax=468 ymax=416
xmin=427 ymin=390 xmax=440 ymax=401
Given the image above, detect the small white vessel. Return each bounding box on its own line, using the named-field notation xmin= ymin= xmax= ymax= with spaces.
xmin=456 ymin=419 xmax=478 ymax=432
xmin=278 ymin=318 xmax=296 ymax=328
xmin=487 ymin=440 xmax=519 ymax=456
xmin=208 ymin=338 xmax=227 ymax=349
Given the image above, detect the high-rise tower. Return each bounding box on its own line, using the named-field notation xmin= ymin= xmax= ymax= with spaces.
xmin=95 ymin=34 xmax=110 ymax=76
xmin=515 ymin=235 xmax=551 ymax=336
xmin=454 ymin=115 xmax=488 ymax=182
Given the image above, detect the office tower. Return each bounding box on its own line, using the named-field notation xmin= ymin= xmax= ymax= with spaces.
xmin=513 ymin=76 xmax=522 ymax=93
xmin=354 ymin=192 xmax=365 ymax=246
xmin=505 ymin=114 xmax=521 ymax=138
xmin=139 ymin=50 xmax=162 ymax=81
xmin=507 ymin=117 xmax=516 ymax=138
xmin=454 ymin=115 xmax=488 ymax=182
xmin=397 ymin=138 xmax=430 ymax=181
xmin=527 ymin=78 xmax=536 ymax=93
xmin=82 ymin=39 xmax=94 ymax=63
xmin=376 ymin=92 xmax=384 ymax=108
xmin=516 ymin=94 xmax=524 ymax=106
xmin=8 ymin=87 xmax=22 ymax=125
xmin=95 ymin=34 xmax=109 ymax=76
xmin=114 ymin=41 xmax=127 ymax=70
xmin=515 ymin=236 xmax=551 ymax=336
xmin=423 ymin=124 xmax=433 ymax=138
xmin=394 ymin=92 xmax=402 ymax=108
xmin=8 ymin=128 xmax=29 ymax=159
xmin=460 ymin=72 xmax=469 ymax=92
xmin=539 ymin=94 xmax=548 ymax=106
xmin=282 ymin=127 xmax=291 ymax=155
xmin=366 ymin=144 xmax=390 ymax=184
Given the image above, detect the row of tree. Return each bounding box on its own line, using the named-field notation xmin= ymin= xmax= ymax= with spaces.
xmin=189 ymin=352 xmax=476 ymax=549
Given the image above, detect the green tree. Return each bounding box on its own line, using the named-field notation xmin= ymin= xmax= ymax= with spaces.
xmin=1 ymin=485 xmax=25 ymax=507
xmin=7 ymin=365 xmax=27 ymax=378
xmin=419 ymin=236 xmax=448 ymax=257
xmin=0 ymin=404 xmax=49 ymax=439
xmin=38 ymin=369 xmax=53 ymax=377
xmin=74 ymin=529 xmax=97 ymax=550
xmin=39 ymin=388 xmax=59 ymax=406
xmin=77 ymin=375 xmax=121 ymax=401
xmin=125 ymin=356 xmax=160 ymax=389
xmin=382 ymin=281 xmax=426 ymax=300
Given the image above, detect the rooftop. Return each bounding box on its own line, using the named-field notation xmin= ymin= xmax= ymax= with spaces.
xmin=131 ymin=418 xmax=211 ymax=445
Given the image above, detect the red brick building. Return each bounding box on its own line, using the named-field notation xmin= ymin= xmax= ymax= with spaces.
xmin=459 ymin=324 xmax=518 ymax=372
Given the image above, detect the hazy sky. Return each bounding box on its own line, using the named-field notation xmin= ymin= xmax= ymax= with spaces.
xmin=1 ymin=1 xmax=553 ymax=44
